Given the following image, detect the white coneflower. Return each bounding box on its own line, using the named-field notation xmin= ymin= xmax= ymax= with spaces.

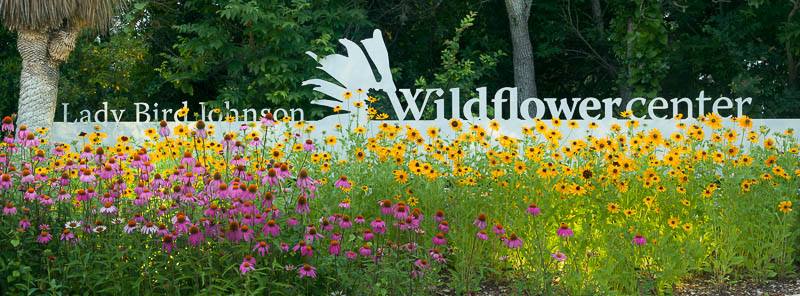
xmin=93 ymin=226 xmax=108 ymax=233
xmin=112 ymin=217 xmax=125 ymax=225
xmin=123 ymin=220 xmax=138 ymax=234
xmin=140 ymin=221 xmax=158 ymax=234
xmin=100 ymin=202 xmax=117 ymax=215
xmin=64 ymin=221 xmax=82 ymax=229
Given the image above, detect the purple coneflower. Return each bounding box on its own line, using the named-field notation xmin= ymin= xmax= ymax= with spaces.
xmin=474 ymin=213 xmax=487 ymax=229
xmin=359 ymin=244 xmax=372 ymax=257
xmin=239 ymin=256 xmax=256 ymax=275
xmin=493 ymin=224 xmax=505 ymax=235
xmin=632 ymin=234 xmax=647 ymax=246
xmin=363 ymin=229 xmax=374 ymax=241
xmin=334 ymin=176 xmax=351 ymax=190
xmin=438 ymin=221 xmax=450 ymax=233
xmin=298 ymin=264 xmax=316 ymax=278
xmin=188 ymin=225 xmax=205 ymax=246
xmin=3 ymin=202 xmax=16 ymax=216
xmin=141 ymin=221 xmax=158 ymax=235
xmin=253 ymin=241 xmax=270 ymax=256
xmin=37 ymin=231 xmax=52 ymax=244
xmin=263 ymin=219 xmax=281 ymax=237
xmin=295 ymin=196 xmax=310 ymax=214
xmin=370 ymin=218 xmax=386 ymax=234
xmin=557 ymin=223 xmax=574 ymax=238
xmin=505 ymin=233 xmax=523 ymax=249
xmin=476 ymin=230 xmax=488 ymax=240
xmin=303 ymin=139 xmax=315 ymax=151
xmin=295 ymin=169 xmax=317 ymax=192
xmin=329 ymin=240 xmax=341 ymax=256
xmin=527 ymin=203 xmax=541 ymax=216
xmin=551 ymin=251 xmax=567 ymax=262
xmin=432 ymin=232 xmax=447 ymax=245
xmin=161 ymin=234 xmax=175 ymax=253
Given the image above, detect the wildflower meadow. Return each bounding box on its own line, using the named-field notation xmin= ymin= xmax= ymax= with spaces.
xmin=0 ymin=109 xmax=798 ymax=295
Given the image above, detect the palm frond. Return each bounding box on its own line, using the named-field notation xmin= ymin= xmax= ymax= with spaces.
xmin=0 ymin=0 xmax=127 ymax=32
xmin=0 ymin=0 xmax=78 ymax=31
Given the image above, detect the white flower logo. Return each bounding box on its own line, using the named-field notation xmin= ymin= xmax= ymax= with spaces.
xmin=302 ymin=29 xmax=398 ymax=121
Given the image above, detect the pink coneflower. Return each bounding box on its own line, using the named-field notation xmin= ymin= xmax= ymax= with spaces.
xmin=346 ymin=251 xmax=358 ymax=260
xmin=474 ymin=213 xmax=487 ymax=229
xmin=241 ymin=225 xmax=254 ymax=242
xmin=438 ymin=221 xmax=450 ymax=233
xmin=329 ymin=240 xmax=341 ymax=256
xmin=158 ymin=121 xmax=170 ymax=137
xmin=557 ymin=223 xmax=574 ymax=238
xmin=124 ymin=220 xmax=138 ymax=234
xmin=339 ymin=216 xmax=352 ymax=229
xmin=338 ymin=200 xmax=350 ymax=209
xmin=260 ymin=113 xmax=275 ymax=126
xmin=505 ymin=233 xmax=523 ymax=249
xmin=412 ymin=259 xmax=429 ymax=278
xmin=527 ymin=203 xmax=541 ymax=216
xmin=430 ymin=248 xmax=446 ymax=263
xmin=303 ymin=139 xmax=315 ymax=151
xmin=0 ymin=174 xmax=12 ymax=189
xmin=354 ymin=215 xmax=365 ymax=224
xmin=172 ymin=213 xmax=191 ymax=233
xmin=331 ymin=232 xmax=342 ymax=241
xmin=37 ymin=231 xmax=52 ymax=244
xmin=280 ymin=242 xmax=289 ymax=252
xmin=476 ymin=230 xmax=488 ymax=240
xmin=19 ymin=218 xmax=30 ymax=230
xmin=3 ymin=202 xmax=16 ymax=216
xmin=295 ymin=196 xmax=310 ymax=214
xmin=295 ymin=169 xmax=317 ymax=192
xmin=1 ymin=116 xmax=13 ymax=132
xmin=239 ymin=258 xmax=256 ymax=275
xmin=253 ymin=241 xmax=270 ymax=256
xmin=551 ymin=251 xmax=567 ymax=262
xmin=263 ymin=219 xmax=281 ymax=237
xmin=304 ymin=227 xmax=323 ymax=242
xmin=300 ymin=245 xmax=313 ymax=258
xmin=363 ymin=229 xmax=374 ymax=241
xmin=188 ymin=225 xmax=205 ymax=246
xmin=334 ymin=176 xmax=351 ymax=190
xmin=298 ymin=264 xmax=316 ymax=278
xmin=393 ymin=202 xmax=409 ymax=220
xmin=493 ymin=224 xmax=505 ymax=235
xmin=226 ymin=221 xmax=243 ymax=242
xmin=432 ymin=232 xmax=447 ymax=245
xmin=287 ymin=217 xmax=299 ymax=227
xmin=359 ymin=244 xmax=372 ymax=257
xmin=39 ymin=195 xmax=53 ymax=207
xmin=434 ymin=210 xmax=445 ymax=223
xmin=370 ymin=218 xmax=386 ymax=234
xmin=162 ymin=234 xmax=175 ymax=253
xmin=60 ymin=229 xmax=77 ymax=243
xmin=632 ymin=234 xmax=647 ymax=246
xmin=79 ymin=169 xmax=96 ymax=183
xmin=380 ymin=200 xmax=393 ymax=215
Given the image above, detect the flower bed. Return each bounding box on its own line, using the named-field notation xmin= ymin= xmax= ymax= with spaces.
xmin=0 ymin=113 xmax=798 ymax=295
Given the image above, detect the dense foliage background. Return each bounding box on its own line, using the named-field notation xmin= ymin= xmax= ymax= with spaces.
xmin=0 ymin=0 xmax=798 ymax=119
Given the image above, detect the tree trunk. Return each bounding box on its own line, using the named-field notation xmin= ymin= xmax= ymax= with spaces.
xmin=505 ymin=0 xmax=538 ymax=115
xmin=16 ymin=25 xmax=80 ymax=131
xmin=787 ymin=0 xmax=799 ymax=91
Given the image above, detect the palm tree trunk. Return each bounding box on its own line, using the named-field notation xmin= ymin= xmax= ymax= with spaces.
xmin=505 ymin=0 xmax=538 ymax=113
xmin=16 ymin=30 xmax=60 ymax=130
xmin=16 ymin=26 xmax=80 ymax=131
